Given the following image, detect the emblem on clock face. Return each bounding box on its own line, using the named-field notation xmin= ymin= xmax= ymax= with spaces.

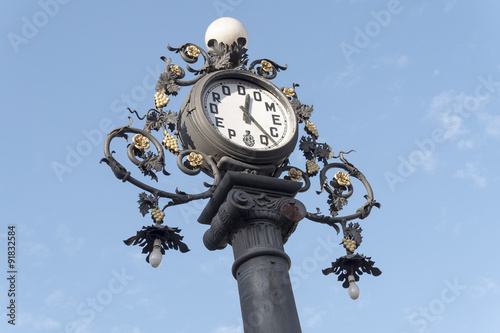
xmin=242 ymin=130 xmax=255 ymax=147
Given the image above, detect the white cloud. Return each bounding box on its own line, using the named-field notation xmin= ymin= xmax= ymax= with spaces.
xmin=372 ymin=54 xmax=410 ymax=70
xmin=440 ymin=112 xmax=467 ymax=139
xmin=213 ymin=325 xmax=243 ymax=333
xmin=199 ymin=255 xmax=233 ymax=275
xmin=411 ymin=2 xmax=428 ymax=16
xmin=457 ymin=139 xmax=475 ymax=150
xmin=25 ymin=242 xmax=50 ymax=258
xmin=435 ymin=207 xmax=448 ymax=232
xmin=426 ymin=90 xmax=481 ymax=139
xmin=444 ymin=0 xmax=457 ymax=13
xmin=420 ymin=150 xmax=438 ymax=173
xmin=427 ymin=84 xmax=500 ymax=144
xmin=302 ymin=307 xmax=326 ymax=329
xmin=435 ymin=207 xmax=466 ymax=235
xmin=333 ymin=64 xmax=364 ymax=88
xmin=18 ymin=313 xmax=62 ymax=331
xmin=482 ymin=114 xmax=500 ymax=137
xmin=45 ymin=289 xmax=66 ymax=307
xmin=111 ymin=326 xmax=142 ymax=333
xmin=468 ymin=278 xmax=500 ymax=299
xmin=396 ymin=55 xmax=410 ymax=69
xmin=454 ymin=162 xmax=487 ymax=188
xmin=56 ymin=224 xmax=84 ymax=256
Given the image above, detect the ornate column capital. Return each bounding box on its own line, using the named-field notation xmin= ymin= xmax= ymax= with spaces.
xmin=199 ymin=172 xmax=306 ymax=251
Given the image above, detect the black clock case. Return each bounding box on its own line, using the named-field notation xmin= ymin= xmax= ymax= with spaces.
xmin=177 ymin=69 xmax=298 ymax=175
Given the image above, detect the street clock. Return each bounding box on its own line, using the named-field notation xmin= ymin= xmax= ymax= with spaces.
xmin=178 ymin=69 xmax=298 ymax=170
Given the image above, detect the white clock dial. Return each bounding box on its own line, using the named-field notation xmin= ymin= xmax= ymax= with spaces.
xmin=202 ymin=79 xmax=296 ymax=151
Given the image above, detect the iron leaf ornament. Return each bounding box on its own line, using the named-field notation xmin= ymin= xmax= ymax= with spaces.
xmin=102 ymin=30 xmax=381 ymax=295
xmin=138 ymin=192 xmax=155 ymax=217
xmin=322 ymin=253 xmax=381 ymax=289
xmin=124 ymin=225 xmax=190 ymax=264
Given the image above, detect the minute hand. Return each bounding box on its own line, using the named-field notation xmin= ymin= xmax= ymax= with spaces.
xmin=239 ymin=105 xmax=278 ymax=146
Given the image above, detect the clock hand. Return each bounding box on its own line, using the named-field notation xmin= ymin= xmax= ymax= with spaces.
xmin=239 ymin=104 xmax=278 ymax=146
xmin=242 ymin=94 xmax=251 ymax=124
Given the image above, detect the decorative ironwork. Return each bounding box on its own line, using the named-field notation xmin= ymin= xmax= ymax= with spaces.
xmin=154 ymin=90 xmax=170 ymax=109
xmin=249 ymin=58 xmax=287 ymax=80
xmin=287 ymin=168 xmax=303 ymax=182
xmin=186 ymin=152 xmax=203 ymax=167
xmin=133 ymin=134 xmax=150 ymax=150
xmin=334 ymin=170 xmax=351 ymax=187
xmin=124 ymin=225 xmax=190 ymax=264
xmin=102 ymin=35 xmax=381 ymax=292
xmin=322 ymin=253 xmax=381 ymax=289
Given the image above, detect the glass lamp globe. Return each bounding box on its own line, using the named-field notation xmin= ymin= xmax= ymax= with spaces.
xmin=149 ymin=239 xmax=163 ymax=268
xmin=348 ymin=274 xmax=360 ymax=300
xmin=205 ymin=17 xmax=248 ymax=49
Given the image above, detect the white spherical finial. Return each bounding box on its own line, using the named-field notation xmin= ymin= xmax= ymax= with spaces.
xmin=205 ymin=17 xmax=248 ymax=49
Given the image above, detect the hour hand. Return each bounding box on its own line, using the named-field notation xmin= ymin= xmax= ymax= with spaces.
xmin=241 ymin=94 xmax=251 ymax=124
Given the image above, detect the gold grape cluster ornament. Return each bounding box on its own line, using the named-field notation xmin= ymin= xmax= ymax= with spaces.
xmin=154 ymin=90 xmax=170 ymax=109
xmin=151 ymin=207 xmax=165 ymax=223
xmin=162 ymin=130 xmax=180 ymax=154
xmin=304 ymin=120 xmax=318 ymax=139
xmin=342 ymin=237 xmax=357 ymax=253
xmin=306 ymin=159 xmax=320 ymax=175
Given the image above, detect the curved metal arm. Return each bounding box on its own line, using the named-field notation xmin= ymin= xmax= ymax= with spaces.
xmin=273 ymin=165 xmax=311 ymax=193
xmin=249 ymin=58 xmax=287 ymax=80
xmin=305 ymin=161 xmax=380 ymax=227
xmin=100 ymin=119 xmax=220 ymax=208
xmin=166 ymin=43 xmax=211 ymax=86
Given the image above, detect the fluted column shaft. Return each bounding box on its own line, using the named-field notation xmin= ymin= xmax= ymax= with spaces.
xmin=199 ymin=172 xmax=305 ymax=333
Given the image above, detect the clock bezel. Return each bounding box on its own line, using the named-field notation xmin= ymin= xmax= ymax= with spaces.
xmin=178 ymin=69 xmax=298 ymax=168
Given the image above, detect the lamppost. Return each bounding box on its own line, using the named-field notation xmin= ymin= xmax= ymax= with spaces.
xmin=101 ymin=17 xmax=381 ymax=333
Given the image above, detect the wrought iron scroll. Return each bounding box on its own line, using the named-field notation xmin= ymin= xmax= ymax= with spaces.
xmin=100 ymin=115 xmax=220 ymax=207
xmin=271 ymin=86 xmax=382 ymax=289
xmin=102 ymin=35 xmax=381 ymax=286
xmin=103 ymin=38 xmax=292 ymax=264
xmin=100 ymin=108 xmax=221 ymax=262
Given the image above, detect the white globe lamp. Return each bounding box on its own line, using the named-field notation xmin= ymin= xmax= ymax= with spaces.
xmin=205 ymin=17 xmax=248 ymax=49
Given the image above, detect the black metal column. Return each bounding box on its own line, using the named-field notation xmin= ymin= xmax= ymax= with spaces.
xmin=199 ymin=172 xmax=305 ymax=333
xmin=232 ymin=221 xmax=301 ymax=332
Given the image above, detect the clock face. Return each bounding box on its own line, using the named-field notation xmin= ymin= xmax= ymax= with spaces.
xmin=202 ymin=79 xmax=296 ymax=151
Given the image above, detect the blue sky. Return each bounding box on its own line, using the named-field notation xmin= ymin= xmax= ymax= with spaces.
xmin=1 ymin=0 xmax=500 ymax=332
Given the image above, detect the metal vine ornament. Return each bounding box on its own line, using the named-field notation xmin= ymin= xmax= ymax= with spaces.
xmin=101 ymin=18 xmax=381 ymax=300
